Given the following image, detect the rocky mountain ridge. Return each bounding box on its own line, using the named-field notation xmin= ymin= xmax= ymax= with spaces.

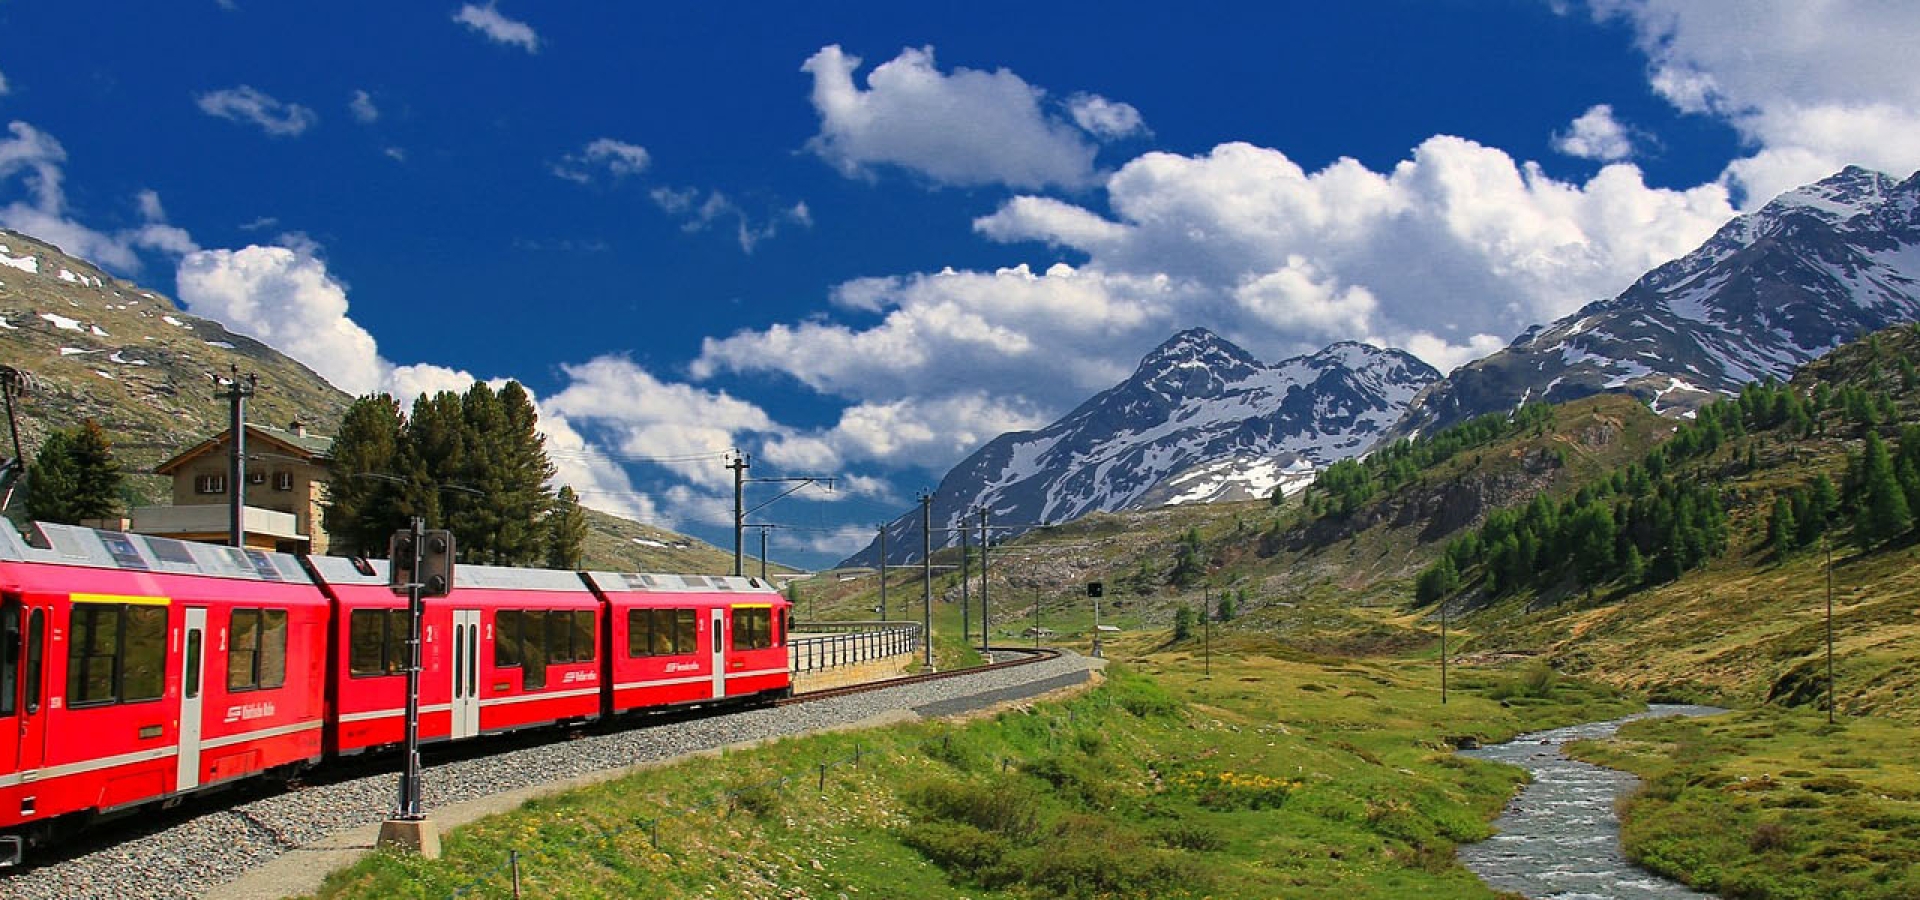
xmin=1391 ymin=166 xmax=1920 ymax=438
xmin=844 ymin=328 xmax=1439 ymax=566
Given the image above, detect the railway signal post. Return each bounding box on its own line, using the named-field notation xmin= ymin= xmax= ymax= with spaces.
xmin=378 ymin=517 xmax=454 ymax=859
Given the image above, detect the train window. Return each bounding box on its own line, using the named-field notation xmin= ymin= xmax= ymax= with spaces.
xmin=731 ymin=608 xmax=773 ymax=651
xmin=229 ymin=608 xmax=289 ymax=691
xmin=68 ymin=604 xmax=123 ymax=706
xmin=25 ymin=609 xmax=43 ymax=713
xmin=184 ymin=629 xmax=202 ymax=700
xmin=519 ymin=611 xmax=547 ymax=690
xmin=625 ymin=608 xmax=650 ymax=657
xmin=675 ymin=609 xmax=697 ymax=654
xmin=122 ymin=606 xmax=165 ymax=702
xmin=349 ymin=609 xmax=404 ymax=677
xmin=571 ymin=610 xmax=594 ymax=663
xmin=1 ymin=601 xmax=17 ymax=716
xmin=546 ymin=610 xmax=575 ymax=663
xmin=650 ymin=609 xmax=674 ymax=654
xmin=495 ymin=609 xmax=522 ymax=667
xmin=66 ymin=602 xmax=166 ymax=707
xmin=626 ymin=608 xmax=697 ymax=657
xmin=230 ymin=610 xmax=259 ymax=689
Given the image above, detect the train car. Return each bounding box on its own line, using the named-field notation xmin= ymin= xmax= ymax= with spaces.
xmin=304 ymin=557 xmax=601 ymax=755
xmin=582 ymin=571 xmax=791 ymax=714
xmin=0 ymin=524 xmax=328 ymax=862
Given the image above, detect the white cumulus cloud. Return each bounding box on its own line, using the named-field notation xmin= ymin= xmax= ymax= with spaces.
xmin=552 ymin=138 xmax=650 ymax=183
xmin=348 ymin=89 xmax=379 ymax=124
xmin=1067 ymin=93 xmax=1149 ymax=140
xmin=1552 ymin=104 xmax=1635 ymax=161
xmin=697 ymin=136 xmax=1739 ymax=465
xmin=1588 ymin=0 xmax=1920 ymax=204
xmin=176 ymin=246 xmax=386 ymax=395
xmin=453 ymin=3 xmax=539 ymax=53
xmin=0 ymin=122 xmax=199 ymax=272
xmin=801 ymin=44 xmax=1104 ymax=190
xmin=195 ymin=86 xmax=317 ymax=137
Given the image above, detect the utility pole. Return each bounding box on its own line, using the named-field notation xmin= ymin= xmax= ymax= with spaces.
xmin=921 ymin=491 xmax=934 ymax=671
xmin=978 ymin=508 xmax=990 ymax=653
xmin=759 ymin=527 xmax=769 ymax=582
xmin=877 ymin=525 xmax=888 ymax=620
xmin=0 ymin=365 xmax=30 ymax=510
xmin=729 ymin=454 xmax=832 ymax=578
xmin=1826 ymin=535 xmax=1835 ymax=724
xmin=1440 ymin=597 xmax=1449 ymax=705
xmin=727 ymin=452 xmax=750 ymax=576
xmin=960 ymin=523 xmax=971 ymax=653
xmin=218 ymin=367 xmax=257 ymax=548
xmin=1203 ymin=588 xmax=1210 ymax=677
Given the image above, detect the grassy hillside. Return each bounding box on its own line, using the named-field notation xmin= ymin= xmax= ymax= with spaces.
xmin=310 ymin=637 xmax=1641 ymax=900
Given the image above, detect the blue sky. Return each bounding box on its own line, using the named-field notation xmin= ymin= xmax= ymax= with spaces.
xmin=4 ymin=2 xmax=1919 ymax=568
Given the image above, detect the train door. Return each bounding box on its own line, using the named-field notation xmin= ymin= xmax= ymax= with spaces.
xmin=709 ymin=608 xmax=726 ymax=699
xmin=177 ymin=608 xmax=207 ymax=792
xmin=449 ymin=610 xmax=480 ymax=739
xmin=1 ymin=599 xmax=18 ymax=780
xmin=14 ymin=605 xmax=46 ymax=797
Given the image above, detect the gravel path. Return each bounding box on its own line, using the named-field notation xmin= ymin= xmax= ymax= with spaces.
xmin=1 ymin=650 xmax=1099 ymax=900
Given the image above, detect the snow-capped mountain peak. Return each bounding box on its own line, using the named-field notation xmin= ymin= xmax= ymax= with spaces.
xmin=843 ymin=328 xmax=1439 ymax=566
xmin=1390 ymin=166 xmax=1920 ymax=438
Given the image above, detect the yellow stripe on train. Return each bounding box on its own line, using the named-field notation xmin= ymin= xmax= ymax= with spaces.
xmin=70 ymin=592 xmax=172 ymax=606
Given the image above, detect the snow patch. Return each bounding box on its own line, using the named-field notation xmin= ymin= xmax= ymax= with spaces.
xmin=205 ymin=341 xmax=235 ymax=349
xmin=59 ymin=347 xmax=99 ymax=356
xmin=39 ymin=312 xmax=84 ymax=332
xmin=0 ymin=249 xmax=37 ymax=274
xmin=163 ymin=315 xmax=187 ymax=327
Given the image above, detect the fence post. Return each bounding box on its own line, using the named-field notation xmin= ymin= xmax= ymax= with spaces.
xmin=650 ymin=819 xmax=659 ymax=849
xmin=819 ymin=763 xmax=828 ymax=792
xmin=510 ymin=849 xmax=521 ymax=899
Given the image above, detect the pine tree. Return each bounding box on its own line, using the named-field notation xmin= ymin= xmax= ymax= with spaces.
xmin=1768 ymin=495 xmax=1798 ymax=555
xmin=393 ymin=390 xmax=467 ymax=529
xmin=1170 ymin=528 xmax=1205 ymax=587
xmin=1416 ymin=553 xmax=1460 ymax=605
xmin=66 ymin=420 xmax=121 ymax=520
xmin=1799 ymin=475 xmax=1837 ymax=547
xmin=1215 ymin=590 xmax=1236 ymax=622
xmin=323 ymin=394 xmax=405 ymax=557
xmin=25 ymin=430 xmax=79 ymax=523
xmin=1854 ymin=431 xmax=1913 ymax=545
xmin=545 ymin=485 xmax=588 ymax=570
xmin=1172 ymin=604 xmax=1194 ymax=642
xmin=26 ymin=421 xmax=122 ymax=524
xmin=493 ymin=381 xmax=555 ymax=565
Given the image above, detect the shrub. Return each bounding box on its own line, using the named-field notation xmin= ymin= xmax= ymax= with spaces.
xmin=906 ymin=776 xmax=1041 ymax=841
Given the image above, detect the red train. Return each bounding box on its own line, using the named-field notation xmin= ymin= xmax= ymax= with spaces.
xmin=0 ymin=521 xmax=792 ymax=865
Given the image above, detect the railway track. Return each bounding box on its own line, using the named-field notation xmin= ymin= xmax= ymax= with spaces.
xmin=780 ymin=646 xmax=1061 ymax=704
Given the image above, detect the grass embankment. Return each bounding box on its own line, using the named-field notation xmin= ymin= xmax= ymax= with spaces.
xmin=1568 ymin=708 xmax=1920 ymax=900
xmin=308 ymin=639 xmax=1637 ymax=900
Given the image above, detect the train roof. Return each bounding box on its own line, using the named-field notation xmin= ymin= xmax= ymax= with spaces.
xmin=581 ymin=571 xmax=782 ymax=596
xmin=303 ymin=554 xmax=593 ymax=592
xmin=0 ymin=521 xmax=313 ymax=584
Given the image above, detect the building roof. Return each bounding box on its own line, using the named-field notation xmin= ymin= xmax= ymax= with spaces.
xmin=154 ymin=423 xmax=334 ymax=475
